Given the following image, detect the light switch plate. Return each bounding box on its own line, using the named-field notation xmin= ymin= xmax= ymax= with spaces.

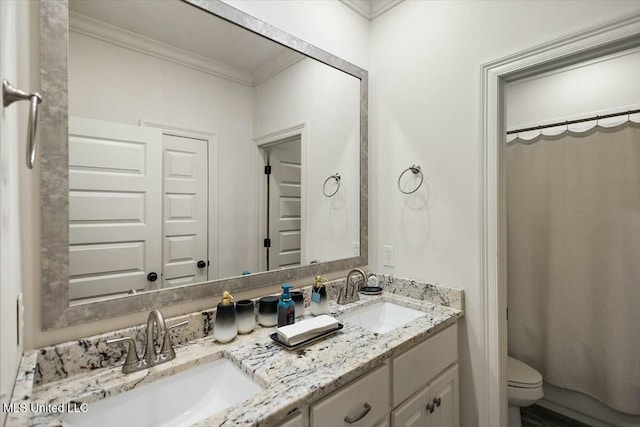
xmin=383 ymin=245 xmax=394 ymax=267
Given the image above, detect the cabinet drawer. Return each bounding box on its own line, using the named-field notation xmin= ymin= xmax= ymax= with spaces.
xmin=393 ymin=324 xmax=457 ymax=407
xmin=311 ymin=363 xmax=390 ymax=427
xmin=276 ymin=409 xmax=307 ymax=427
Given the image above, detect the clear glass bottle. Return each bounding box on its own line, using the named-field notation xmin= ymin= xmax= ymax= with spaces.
xmin=310 ymin=276 xmax=328 ymax=316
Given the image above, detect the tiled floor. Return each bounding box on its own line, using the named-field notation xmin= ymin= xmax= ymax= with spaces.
xmin=521 ymin=405 xmax=590 ymax=427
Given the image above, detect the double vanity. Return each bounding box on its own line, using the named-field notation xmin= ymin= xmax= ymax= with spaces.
xmin=17 ymin=2 xmax=464 ymax=426
xmin=8 ymin=275 xmax=463 ymax=427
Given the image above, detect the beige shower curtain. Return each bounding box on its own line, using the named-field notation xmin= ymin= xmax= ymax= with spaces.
xmin=507 ymin=123 xmax=640 ymax=415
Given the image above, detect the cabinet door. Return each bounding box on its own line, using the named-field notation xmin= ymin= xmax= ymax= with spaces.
xmin=373 ymin=415 xmax=391 ymax=427
xmin=429 ymin=365 xmax=458 ymax=427
xmin=391 ymin=384 xmax=430 ymax=427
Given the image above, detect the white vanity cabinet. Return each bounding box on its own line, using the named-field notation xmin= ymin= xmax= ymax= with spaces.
xmin=391 ymin=365 xmax=459 ymax=427
xmin=391 ymin=324 xmax=458 ymax=427
xmin=274 ymin=323 xmax=458 ymax=427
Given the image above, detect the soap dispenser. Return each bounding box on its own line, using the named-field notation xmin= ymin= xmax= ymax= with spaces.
xmin=214 ymin=291 xmax=237 ymax=343
xmin=310 ymin=276 xmax=328 ymax=316
xmin=277 ymin=284 xmax=296 ymax=327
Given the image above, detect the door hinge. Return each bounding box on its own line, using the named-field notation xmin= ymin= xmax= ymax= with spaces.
xmin=263 ymin=238 xmax=271 ymax=248
xmin=264 ymin=165 xmax=271 ymax=175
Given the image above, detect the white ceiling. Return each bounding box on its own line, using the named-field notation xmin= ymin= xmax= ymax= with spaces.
xmin=68 ymin=0 xmax=295 ymax=74
xmin=339 ymin=0 xmax=405 ymax=20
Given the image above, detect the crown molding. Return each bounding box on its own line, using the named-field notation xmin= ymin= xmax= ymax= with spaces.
xmin=70 ymin=12 xmax=258 ymax=86
xmin=339 ymin=0 xmax=404 ymax=20
xmin=253 ymin=48 xmax=305 ymax=86
xmin=339 ymin=0 xmax=371 ymax=20
xmin=371 ymin=0 xmax=404 ymax=19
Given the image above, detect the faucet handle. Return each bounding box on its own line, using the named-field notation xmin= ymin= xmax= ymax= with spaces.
xmin=107 ymin=336 xmax=141 ymax=369
xmin=162 ymin=320 xmax=188 ymax=359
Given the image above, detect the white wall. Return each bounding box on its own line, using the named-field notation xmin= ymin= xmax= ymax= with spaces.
xmin=253 ymin=57 xmax=361 ymax=264
xmin=221 ymin=0 xmax=369 ymax=70
xmin=369 ymin=1 xmax=640 ymax=426
xmin=505 ymin=48 xmax=640 ymax=425
xmin=506 ymin=48 xmax=640 ymax=129
xmin=68 ymin=31 xmax=255 ymax=278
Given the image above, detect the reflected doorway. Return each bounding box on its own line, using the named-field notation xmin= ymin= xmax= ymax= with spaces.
xmin=264 ymin=137 xmax=302 ymax=270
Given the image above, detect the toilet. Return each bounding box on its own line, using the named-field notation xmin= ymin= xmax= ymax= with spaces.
xmin=508 ymin=356 xmax=544 ymax=427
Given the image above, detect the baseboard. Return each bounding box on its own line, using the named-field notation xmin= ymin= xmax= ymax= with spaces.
xmin=538 ymin=383 xmax=640 ymax=427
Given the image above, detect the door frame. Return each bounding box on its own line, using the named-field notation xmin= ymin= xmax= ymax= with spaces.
xmin=0 ymin=0 xmax=25 ymax=419
xmin=478 ymin=11 xmax=640 ymax=427
xmin=252 ymin=122 xmax=307 ymax=273
xmin=140 ymin=120 xmax=220 ymax=281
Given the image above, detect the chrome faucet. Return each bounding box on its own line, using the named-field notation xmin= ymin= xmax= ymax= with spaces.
xmin=107 ymin=309 xmax=187 ymax=374
xmin=144 ymin=309 xmax=168 ymax=368
xmin=338 ymin=268 xmax=367 ymax=305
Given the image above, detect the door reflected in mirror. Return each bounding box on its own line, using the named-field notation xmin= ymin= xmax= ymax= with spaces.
xmin=67 ymin=0 xmax=361 ymax=304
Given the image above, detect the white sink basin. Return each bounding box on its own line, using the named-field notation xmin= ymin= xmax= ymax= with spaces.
xmin=63 ymin=358 xmax=262 ymax=427
xmin=341 ymin=302 xmax=426 ymax=334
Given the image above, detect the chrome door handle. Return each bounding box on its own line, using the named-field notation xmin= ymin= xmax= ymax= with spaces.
xmin=2 ymin=80 xmax=42 ymax=169
xmin=344 ymin=402 xmax=371 ymax=424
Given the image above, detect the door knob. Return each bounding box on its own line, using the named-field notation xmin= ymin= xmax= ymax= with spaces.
xmin=147 ymin=272 xmax=158 ymax=282
xmin=197 ymin=260 xmax=207 ymax=268
xmin=426 ymin=403 xmax=435 ymax=413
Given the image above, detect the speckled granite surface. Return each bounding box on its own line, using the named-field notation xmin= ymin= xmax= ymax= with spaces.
xmin=374 ymin=274 xmax=464 ymax=310
xmin=6 ymin=276 xmax=463 ymax=427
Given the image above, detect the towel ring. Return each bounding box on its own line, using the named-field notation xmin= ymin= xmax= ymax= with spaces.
xmin=323 ymin=173 xmax=341 ymax=197
xmin=397 ymin=164 xmax=423 ymax=194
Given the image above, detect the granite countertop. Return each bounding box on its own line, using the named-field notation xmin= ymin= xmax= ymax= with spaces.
xmin=7 ymin=274 xmax=463 ymax=427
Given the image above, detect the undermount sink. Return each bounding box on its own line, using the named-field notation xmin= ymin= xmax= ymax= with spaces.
xmin=341 ymin=302 xmax=426 ymax=334
xmin=63 ymin=358 xmax=262 ymax=427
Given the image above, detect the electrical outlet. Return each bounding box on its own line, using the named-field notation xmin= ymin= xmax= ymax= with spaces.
xmin=383 ymin=245 xmax=394 ymax=267
xmin=353 ymin=242 xmax=360 ymax=257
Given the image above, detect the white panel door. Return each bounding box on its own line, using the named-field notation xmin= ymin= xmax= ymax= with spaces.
xmin=267 ymin=138 xmax=302 ymax=269
xmin=162 ymin=134 xmax=208 ymax=288
xmin=69 ymin=117 xmax=162 ymax=301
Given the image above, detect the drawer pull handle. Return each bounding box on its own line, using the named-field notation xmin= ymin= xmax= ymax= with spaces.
xmin=433 ymin=397 xmax=442 ymax=407
xmin=344 ymin=402 xmax=371 ymax=424
xmin=426 ymin=403 xmax=435 ymax=413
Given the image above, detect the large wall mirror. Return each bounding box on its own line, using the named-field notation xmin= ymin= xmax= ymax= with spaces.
xmin=40 ymin=0 xmax=368 ymax=329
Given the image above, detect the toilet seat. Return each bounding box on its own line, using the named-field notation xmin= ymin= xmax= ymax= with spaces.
xmin=508 ymin=357 xmax=543 ymax=389
xmin=508 ymin=356 xmax=544 ymax=425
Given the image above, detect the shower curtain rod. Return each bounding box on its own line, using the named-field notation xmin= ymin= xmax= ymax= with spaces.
xmin=506 ymin=108 xmax=640 ymax=135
